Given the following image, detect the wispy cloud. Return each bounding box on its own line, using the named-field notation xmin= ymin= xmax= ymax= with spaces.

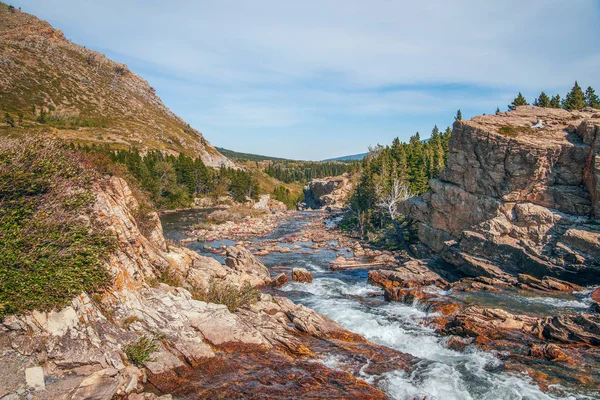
xmin=12 ymin=0 xmax=600 ymax=159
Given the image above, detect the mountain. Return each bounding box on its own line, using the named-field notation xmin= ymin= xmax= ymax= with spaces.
xmin=323 ymin=152 xmax=367 ymax=162
xmin=0 ymin=3 xmax=233 ymax=168
xmin=215 ymin=147 xmax=294 ymax=162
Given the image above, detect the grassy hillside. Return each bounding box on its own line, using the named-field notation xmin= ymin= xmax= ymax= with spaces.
xmin=0 ymin=3 xmax=233 ymax=167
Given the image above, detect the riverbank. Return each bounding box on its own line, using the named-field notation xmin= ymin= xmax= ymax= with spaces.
xmin=161 ymin=208 xmax=600 ymax=399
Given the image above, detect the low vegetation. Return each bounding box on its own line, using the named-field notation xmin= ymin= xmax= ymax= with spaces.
xmin=124 ymin=335 xmax=160 ymax=366
xmin=193 ymin=280 xmax=261 ymax=312
xmin=0 ymin=139 xmax=114 ymax=318
xmin=498 ymin=126 xmax=533 ymax=138
xmin=76 ymin=145 xmax=260 ymax=209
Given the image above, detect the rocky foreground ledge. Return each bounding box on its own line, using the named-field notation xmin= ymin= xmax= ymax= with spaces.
xmin=0 ymin=177 xmax=411 ymax=399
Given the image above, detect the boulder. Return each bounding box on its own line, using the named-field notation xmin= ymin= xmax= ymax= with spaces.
xmin=368 ymin=260 xmax=447 ymax=291
xmin=592 ymin=287 xmax=600 ymax=312
xmin=224 ymin=245 xmax=271 ymax=286
xmin=69 ymin=369 xmax=119 ymax=400
xmin=25 ymin=367 xmax=45 ymax=391
xmin=292 ymin=268 xmax=313 ymax=283
xmin=270 ymin=273 xmax=289 ymax=287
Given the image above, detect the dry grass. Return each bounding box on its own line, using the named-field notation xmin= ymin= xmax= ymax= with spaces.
xmin=192 ymin=279 xmax=261 ymax=312
xmin=498 ymin=125 xmax=534 ymax=138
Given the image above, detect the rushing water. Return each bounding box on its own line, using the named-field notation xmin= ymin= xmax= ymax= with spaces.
xmin=161 ymin=210 xmax=597 ymax=400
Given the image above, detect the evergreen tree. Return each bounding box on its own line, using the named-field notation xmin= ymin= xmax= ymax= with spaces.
xmin=508 ymin=92 xmax=529 ymax=111
xmin=562 ymin=81 xmax=586 ymax=110
xmin=585 ymin=86 xmax=600 ymax=109
xmin=533 ymin=92 xmax=550 ymax=108
xmin=495 ymin=107 xmax=501 ymax=114
xmin=4 ymin=113 xmax=14 ymax=127
xmin=455 ymin=109 xmax=462 ymax=121
xmin=550 ymin=94 xmax=562 ymax=108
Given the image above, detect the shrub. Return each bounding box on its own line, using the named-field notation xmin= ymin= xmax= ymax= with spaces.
xmin=498 ymin=126 xmax=533 ymax=138
xmin=193 ymin=280 xmax=260 ymax=312
xmin=0 ymin=139 xmax=114 ymax=318
xmin=157 ymin=268 xmax=183 ymax=287
xmin=124 ymin=335 xmax=159 ymax=366
xmin=121 ymin=315 xmax=143 ymax=329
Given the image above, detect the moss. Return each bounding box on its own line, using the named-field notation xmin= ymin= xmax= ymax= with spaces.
xmin=0 ymin=139 xmax=114 ymax=318
xmin=498 ymin=125 xmax=534 ymax=137
xmin=192 ymin=280 xmax=261 ymax=312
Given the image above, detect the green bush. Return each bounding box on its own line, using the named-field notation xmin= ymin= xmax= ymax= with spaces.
xmin=193 ymin=280 xmax=260 ymax=312
xmin=125 ymin=335 xmax=159 ymax=366
xmin=0 ymin=139 xmax=114 ymax=318
xmin=498 ymin=126 xmax=533 ymax=138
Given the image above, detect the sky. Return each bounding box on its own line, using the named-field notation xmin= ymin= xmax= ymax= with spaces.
xmin=10 ymin=1 xmax=600 ymax=160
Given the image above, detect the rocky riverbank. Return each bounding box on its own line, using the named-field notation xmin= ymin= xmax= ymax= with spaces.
xmin=0 ymin=177 xmax=412 ymax=399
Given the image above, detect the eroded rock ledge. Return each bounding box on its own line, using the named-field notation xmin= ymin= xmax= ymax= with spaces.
xmin=402 ymin=106 xmax=600 ymax=284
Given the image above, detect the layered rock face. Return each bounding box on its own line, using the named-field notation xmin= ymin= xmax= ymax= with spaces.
xmin=403 ymin=106 xmax=600 ymax=284
xmin=0 ymin=176 xmax=410 ymax=399
xmin=298 ymin=174 xmax=352 ymax=210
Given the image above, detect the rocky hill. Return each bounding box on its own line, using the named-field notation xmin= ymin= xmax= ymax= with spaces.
xmin=403 ymin=106 xmax=600 ymax=284
xmin=0 ymin=3 xmax=233 ymax=167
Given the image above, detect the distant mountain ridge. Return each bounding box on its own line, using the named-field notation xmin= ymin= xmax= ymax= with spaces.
xmin=323 ymin=153 xmax=367 ymax=162
xmin=0 ymin=3 xmax=233 ymax=168
xmin=215 ymin=147 xmax=295 ymax=162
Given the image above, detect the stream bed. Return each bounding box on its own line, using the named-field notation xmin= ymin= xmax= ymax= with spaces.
xmin=161 ymin=210 xmax=596 ymax=400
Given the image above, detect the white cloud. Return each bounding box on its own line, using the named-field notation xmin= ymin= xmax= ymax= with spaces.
xmin=12 ymin=0 xmax=600 ymax=159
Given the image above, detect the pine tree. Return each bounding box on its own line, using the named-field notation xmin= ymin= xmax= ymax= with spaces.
xmin=550 ymin=94 xmax=562 ymax=108
xmin=533 ymin=92 xmax=550 ymax=108
xmin=496 ymin=107 xmax=501 ymax=114
xmin=4 ymin=113 xmax=14 ymax=127
xmin=455 ymin=110 xmax=462 ymax=121
xmin=585 ymin=86 xmax=600 ymax=109
xmin=562 ymin=81 xmax=586 ymax=110
xmin=508 ymin=92 xmax=529 ymax=111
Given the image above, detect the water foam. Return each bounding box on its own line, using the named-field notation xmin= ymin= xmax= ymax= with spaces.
xmin=286 ymin=277 xmax=582 ymax=400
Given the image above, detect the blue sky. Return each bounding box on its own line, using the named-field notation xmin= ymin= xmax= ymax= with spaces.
xmin=11 ymin=1 xmax=600 ymax=160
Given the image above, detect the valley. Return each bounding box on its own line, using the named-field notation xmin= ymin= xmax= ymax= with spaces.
xmin=1 ymin=2 xmax=600 ymax=400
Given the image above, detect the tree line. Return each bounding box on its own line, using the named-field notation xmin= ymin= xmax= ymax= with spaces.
xmin=264 ymin=160 xmax=356 ymax=184
xmin=507 ymin=81 xmax=600 ymax=111
xmin=345 ymin=125 xmax=451 ymax=240
xmin=73 ymin=144 xmax=260 ymax=209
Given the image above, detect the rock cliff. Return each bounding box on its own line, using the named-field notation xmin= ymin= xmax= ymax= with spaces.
xmin=403 ymin=106 xmax=600 ymax=284
xmin=0 ymin=175 xmax=410 ymax=399
xmin=298 ymin=174 xmax=353 ymax=210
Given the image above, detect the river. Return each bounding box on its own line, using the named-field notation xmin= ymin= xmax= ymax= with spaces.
xmin=161 ymin=210 xmax=596 ymax=400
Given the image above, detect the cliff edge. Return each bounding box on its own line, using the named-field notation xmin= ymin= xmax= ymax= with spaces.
xmin=403 ymin=106 xmax=600 ymax=284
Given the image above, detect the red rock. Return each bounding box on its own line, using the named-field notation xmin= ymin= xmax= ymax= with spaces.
xmin=592 ymin=287 xmax=600 ymax=311
xmin=270 ymin=273 xmax=288 ymax=287
xmin=292 ymin=268 xmax=313 ymax=283
xmin=368 ymin=260 xmax=448 ymax=292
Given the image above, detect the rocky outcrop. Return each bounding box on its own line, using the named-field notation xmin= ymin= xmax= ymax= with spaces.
xmin=252 ymin=194 xmax=288 ymax=211
xmin=403 ymin=106 xmax=600 ymax=284
xmin=292 ymin=268 xmax=314 ymax=283
xmin=298 ymin=174 xmax=353 ymax=210
xmin=0 ymin=176 xmax=411 ymax=399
